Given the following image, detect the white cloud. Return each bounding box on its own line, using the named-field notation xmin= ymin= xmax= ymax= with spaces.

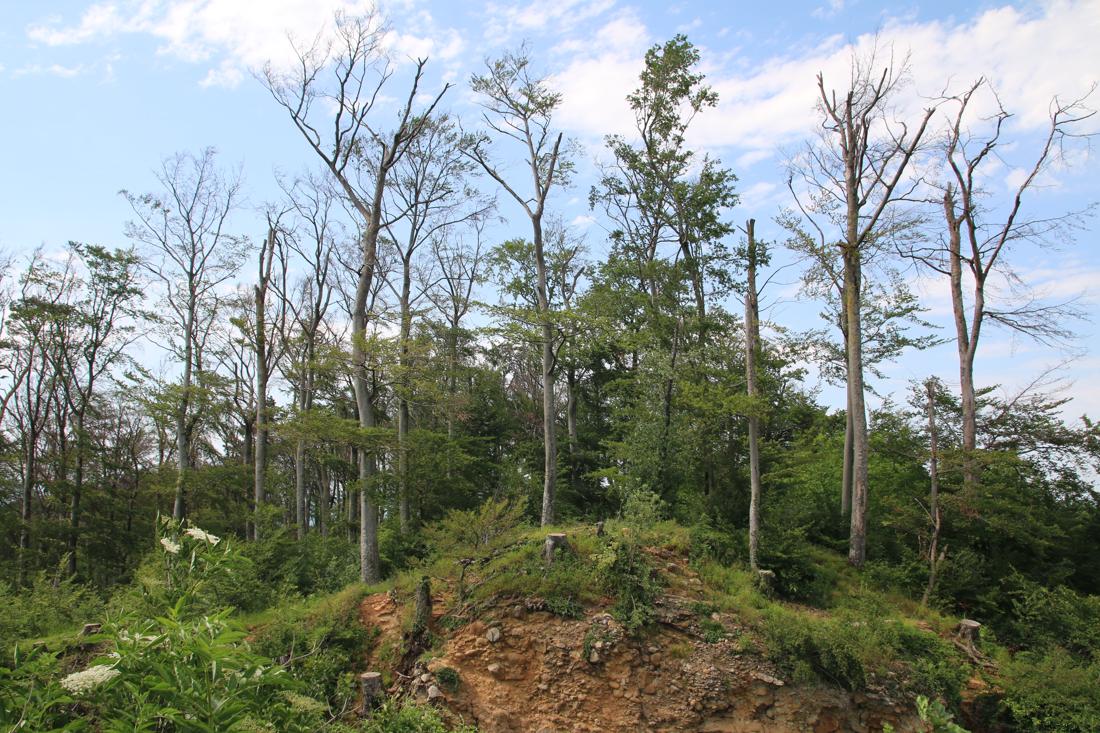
xmin=26 ymin=0 xmax=461 ymax=88
xmin=483 ymin=0 xmax=616 ymax=41
xmin=12 ymin=62 xmax=88 ymax=78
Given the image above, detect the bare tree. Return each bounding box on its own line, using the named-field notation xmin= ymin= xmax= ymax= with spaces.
xmin=281 ymin=172 xmax=340 ymax=538
xmin=466 ymin=48 xmax=572 ymax=526
xmin=918 ymin=79 xmax=1094 ymax=488
xmin=788 ymin=48 xmax=934 ymax=566
xmin=262 ymin=11 xmax=449 ymax=582
xmin=123 ymin=148 xmax=245 ymax=520
xmin=382 ymin=114 xmax=488 ymax=530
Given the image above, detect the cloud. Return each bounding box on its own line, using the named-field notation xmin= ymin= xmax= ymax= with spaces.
xmin=549 ymin=0 xmax=1099 ymax=160
xmin=483 ymin=0 xmax=616 ymax=42
xmin=12 ymin=63 xmax=88 ymax=78
xmin=25 ymin=0 xmax=460 ymax=88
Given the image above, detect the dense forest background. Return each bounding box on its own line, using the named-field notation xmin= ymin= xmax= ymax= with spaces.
xmin=1 ymin=11 xmax=1099 ymax=732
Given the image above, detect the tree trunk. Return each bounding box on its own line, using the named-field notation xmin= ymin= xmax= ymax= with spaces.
xmin=844 ymin=244 xmax=870 ymax=568
xmin=295 ymin=437 xmax=307 ymax=539
xmin=921 ymin=379 xmax=943 ymax=607
xmin=534 ymin=218 xmax=557 ymax=526
xmin=398 ymin=263 xmax=412 ymax=531
xmin=841 ymin=385 xmax=854 ymax=516
xmin=566 ymin=365 xmax=578 ymax=493
xmin=174 ymin=309 xmax=194 ymax=520
xmin=67 ymin=410 xmax=87 ymax=577
xmin=946 ymin=189 xmax=980 ymax=490
xmin=744 ymin=219 xmax=763 ymax=572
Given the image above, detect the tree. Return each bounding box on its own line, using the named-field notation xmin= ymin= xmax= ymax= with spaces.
xmin=466 ymin=48 xmax=572 ymax=525
xmin=262 ymin=10 xmax=449 ymax=581
xmin=382 ymin=114 xmax=488 ymax=530
xmin=281 ymin=172 xmax=340 ymax=538
xmin=743 ymin=220 xmax=764 ymax=571
xmin=788 ymin=49 xmax=934 ymax=566
xmin=58 ymin=244 xmax=143 ymax=575
xmin=918 ymin=79 xmax=1094 ymax=488
xmin=123 ymin=148 xmax=246 ymax=520
xmin=589 ymin=36 xmax=737 ymax=505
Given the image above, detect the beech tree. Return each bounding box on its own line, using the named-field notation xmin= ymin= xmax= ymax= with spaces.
xmin=262 ymin=11 xmax=449 ymax=581
xmin=123 ymin=148 xmax=245 ymax=520
xmin=788 ymin=50 xmax=934 ymax=567
xmin=466 ymin=48 xmax=572 ymax=526
xmin=919 ymin=79 xmax=1094 ymax=488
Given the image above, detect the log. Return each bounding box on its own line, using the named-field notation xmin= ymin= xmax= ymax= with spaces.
xmin=543 ymin=533 xmax=571 ymax=565
xmin=359 ymin=671 xmax=383 ymax=714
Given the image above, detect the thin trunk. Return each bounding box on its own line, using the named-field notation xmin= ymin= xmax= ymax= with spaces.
xmin=397 ymin=263 xmax=412 ymax=531
xmin=67 ymin=411 xmax=87 ymax=577
xmin=174 ymin=301 xmax=195 ymax=520
xmin=295 ymin=438 xmax=307 ymax=539
xmin=18 ymin=436 xmax=35 ymax=586
xmin=945 ymin=188 xmax=980 ymax=489
xmin=841 ymin=385 xmax=854 ymax=516
xmin=921 ymin=379 xmax=943 ymax=607
xmin=534 ymin=217 xmax=557 ymax=526
xmin=745 ymin=220 xmax=763 ymax=572
xmin=566 ymin=365 xmax=578 ymax=493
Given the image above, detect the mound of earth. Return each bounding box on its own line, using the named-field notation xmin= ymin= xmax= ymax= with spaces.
xmin=358 ymin=551 xmax=924 ymax=732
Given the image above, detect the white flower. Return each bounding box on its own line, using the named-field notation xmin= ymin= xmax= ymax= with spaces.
xmin=60 ymin=665 xmax=120 ymax=694
xmin=160 ymin=537 xmax=181 ymax=554
xmin=184 ymin=527 xmax=220 ymax=545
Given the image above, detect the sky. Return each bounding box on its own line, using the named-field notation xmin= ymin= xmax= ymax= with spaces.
xmin=0 ymin=0 xmax=1098 ymax=420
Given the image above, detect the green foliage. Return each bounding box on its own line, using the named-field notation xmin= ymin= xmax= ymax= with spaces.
xmin=998 ymin=573 xmax=1100 ymax=656
xmin=998 ymin=648 xmax=1100 ymax=733
xmin=1 ymin=520 xmax=327 ymax=732
xmin=595 ymin=534 xmax=660 ymax=633
xmin=758 ymin=527 xmax=835 ymax=606
xmin=0 ymin=563 xmax=104 ymax=654
xmin=434 ymin=666 xmax=460 ymax=693
xmin=249 ymin=584 xmax=372 ymax=709
xmin=764 ymin=590 xmax=965 ymax=698
xmin=348 ymin=699 xmax=478 ymax=732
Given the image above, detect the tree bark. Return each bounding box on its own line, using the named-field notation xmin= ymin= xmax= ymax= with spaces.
xmin=744 ymin=219 xmax=763 ymax=572
xmin=922 ymin=379 xmax=943 ymax=607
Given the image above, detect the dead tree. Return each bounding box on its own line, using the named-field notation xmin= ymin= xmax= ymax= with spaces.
xmin=262 ymin=10 xmax=449 ymax=581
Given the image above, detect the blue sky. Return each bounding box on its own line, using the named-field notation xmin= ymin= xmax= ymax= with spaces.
xmin=1 ymin=0 xmax=1098 ymax=419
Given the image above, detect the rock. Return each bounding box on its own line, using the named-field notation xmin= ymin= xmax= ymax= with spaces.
xmin=81 ymin=623 xmax=102 ymax=636
xmin=426 ymin=684 xmax=443 ymax=702
xmin=486 ymin=627 xmax=502 ymax=643
xmin=419 ymin=673 xmax=432 ymax=683
xmin=751 ymin=671 xmax=785 ymax=687
xmin=589 ymin=651 xmax=600 ymax=663
xmin=487 ymin=663 xmax=501 ymax=676
xmin=512 ymin=605 xmax=526 ymax=619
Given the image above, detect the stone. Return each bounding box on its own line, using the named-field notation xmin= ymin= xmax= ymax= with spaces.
xmin=427 ymin=685 xmax=444 ymax=701
xmin=589 ymin=651 xmax=600 ymax=663
xmin=486 ymin=627 xmax=503 ymax=643
xmin=487 ymin=663 xmax=501 ymax=676
xmin=420 ymin=673 xmax=432 ymax=683
xmin=81 ymin=623 xmax=102 ymax=635
xmin=751 ymin=671 xmax=785 ymax=687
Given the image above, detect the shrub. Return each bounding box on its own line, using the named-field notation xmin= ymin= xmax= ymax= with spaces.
xmin=0 ymin=562 xmax=104 ymax=653
xmin=759 ymin=527 xmax=834 ymax=606
xmin=999 ymin=648 xmax=1100 ymax=733
xmin=348 ymin=699 xmax=478 ymax=732
xmin=595 ymin=535 xmax=660 ymax=633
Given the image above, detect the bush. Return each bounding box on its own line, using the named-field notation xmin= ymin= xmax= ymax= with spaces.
xmin=348 ymin=699 xmax=478 ymax=732
xmin=596 ymin=535 xmax=660 ymax=633
xmin=999 ymin=648 xmax=1100 ymax=733
xmin=250 ymin=584 xmax=373 ymax=708
xmin=759 ymin=527 xmax=835 ymax=606
xmin=0 ymin=562 xmax=104 ymax=653
xmin=998 ymin=573 xmax=1100 ymax=657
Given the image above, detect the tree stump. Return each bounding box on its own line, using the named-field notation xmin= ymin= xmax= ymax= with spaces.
xmin=456 ymin=558 xmax=474 ymax=604
xmin=754 ymin=569 xmax=777 ymax=598
xmin=955 ymin=619 xmax=981 ymax=645
xmin=596 ymin=521 xmax=606 ymax=537
xmin=543 ymin=533 xmax=571 ymax=565
xmin=359 ymin=672 xmax=383 ymax=714
xmin=413 ymin=576 xmax=432 ymax=638
xmin=81 ymin=623 xmax=102 ymax=636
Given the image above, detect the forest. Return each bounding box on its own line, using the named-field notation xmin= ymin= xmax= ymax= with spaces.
xmin=1 ymin=9 xmax=1099 ymax=733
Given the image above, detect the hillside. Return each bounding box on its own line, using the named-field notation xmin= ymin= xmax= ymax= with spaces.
xmin=319 ymin=515 xmax=982 ymax=732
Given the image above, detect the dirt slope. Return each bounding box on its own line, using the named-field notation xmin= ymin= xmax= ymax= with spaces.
xmin=359 ymin=555 xmax=924 ymax=732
